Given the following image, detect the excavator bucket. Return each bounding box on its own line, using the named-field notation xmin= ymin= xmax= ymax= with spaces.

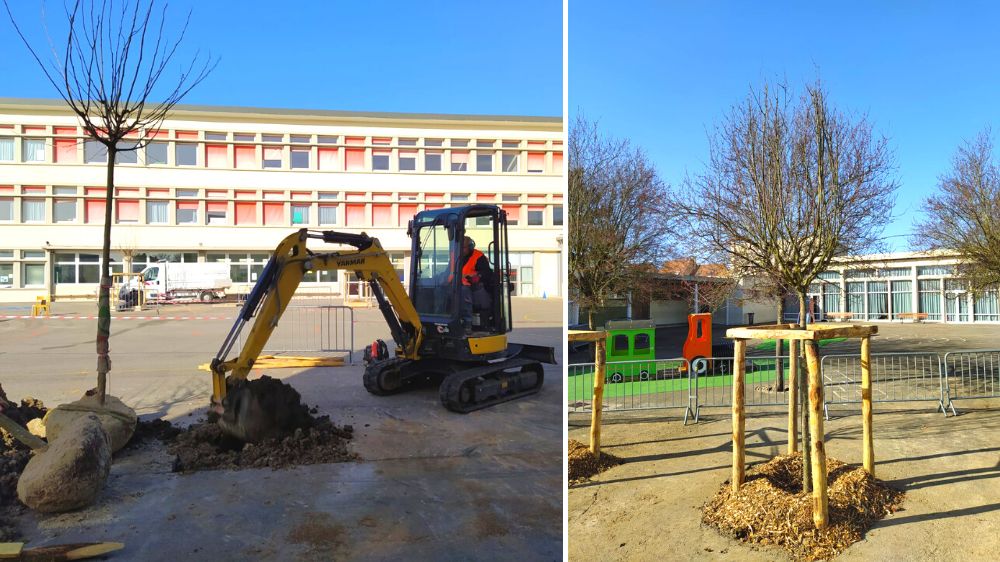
xmin=214 ymin=377 xmax=313 ymax=443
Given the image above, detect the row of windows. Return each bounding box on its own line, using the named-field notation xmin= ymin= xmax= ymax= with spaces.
xmin=0 ymin=195 xmax=563 ymax=228
xmin=818 ymin=265 xmax=957 ymax=280
xmin=0 ymin=129 xmax=564 ymax=175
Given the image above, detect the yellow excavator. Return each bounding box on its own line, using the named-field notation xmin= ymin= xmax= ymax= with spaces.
xmin=209 ymin=204 xmax=555 ymax=441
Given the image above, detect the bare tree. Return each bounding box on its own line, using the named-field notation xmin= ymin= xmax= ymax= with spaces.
xmin=675 ymin=79 xmax=898 ymax=489
xmin=569 ymin=114 xmax=674 ymax=329
xmin=914 ymin=129 xmax=1000 ymax=291
xmin=5 ymin=0 xmax=215 ymax=403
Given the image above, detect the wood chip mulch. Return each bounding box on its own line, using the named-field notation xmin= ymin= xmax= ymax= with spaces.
xmin=702 ymin=454 xmax=904 ymax=560
xmin=568 ymin=439 xmax=622 ymax=484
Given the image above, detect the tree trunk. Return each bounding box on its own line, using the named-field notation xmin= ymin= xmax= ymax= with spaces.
xmin=775 ymin=297 xmax=785 ymax=391
xmin=798 ymin=291 xmax=811 ymax=492
xmin=588 ymin=308 xmax=594 ymax=331
xmin=96 ymin=147 xmax=116 ymax=405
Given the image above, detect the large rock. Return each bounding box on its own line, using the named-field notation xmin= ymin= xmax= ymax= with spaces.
xmin=43 ymin=392 xmax=136 ymax=452
xmin=17 ymin=414 xmax=111 ymax=513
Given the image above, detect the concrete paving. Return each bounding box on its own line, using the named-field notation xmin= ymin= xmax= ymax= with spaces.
xmin=0 ymin=297 xmax=564 ymax=561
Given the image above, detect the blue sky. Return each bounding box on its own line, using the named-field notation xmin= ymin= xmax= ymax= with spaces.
xmin=1 ymin=0 xmax=563 ymax=117
xmin=570 ymin=1 xmax=1000 ymax=252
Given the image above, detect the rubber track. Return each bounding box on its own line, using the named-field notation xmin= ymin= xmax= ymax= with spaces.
xmin=362 ymin=357 xmax=409 ymax=396
xmin=438 ymin=357 xmax=545 ymax=413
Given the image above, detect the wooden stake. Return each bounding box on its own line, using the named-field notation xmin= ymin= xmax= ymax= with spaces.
xmin=804 ymin=340 xmax=828 ymax=529
xmin=589 ymin=338 xmax=607 ymax=456
xmin=787 ymin=339 xmax=799 ymax=454
xmin=861 ymin=335 xmax=874 ymax=475
xmin=731 ymin=338 xmax=747 ymax=492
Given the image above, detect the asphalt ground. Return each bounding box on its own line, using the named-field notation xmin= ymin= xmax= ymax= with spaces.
xmin=0 ymin=296 xmax=564 ymax=561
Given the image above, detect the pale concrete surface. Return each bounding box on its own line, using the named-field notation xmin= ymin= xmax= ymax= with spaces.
xmin=0 ymin=297 xmax=564 ymax=561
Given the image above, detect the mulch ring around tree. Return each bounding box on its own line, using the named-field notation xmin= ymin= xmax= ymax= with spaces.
xmin=568 ymin=439 xmax=622 ymax=484
xmin=702 ymin=453 xmax=904 ymax=561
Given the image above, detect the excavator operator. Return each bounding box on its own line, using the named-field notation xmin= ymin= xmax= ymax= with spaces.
xmin=460 ymin=236 xmax=495 ymax=328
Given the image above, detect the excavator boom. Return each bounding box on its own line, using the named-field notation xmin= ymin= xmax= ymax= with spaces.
xmin=209 ymin=229 xmax=423 ymax=440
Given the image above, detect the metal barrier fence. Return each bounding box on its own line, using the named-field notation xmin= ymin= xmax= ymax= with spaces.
xmin=236 ymin=303 xmax=355 ymax=363
xmin=567 ymin=358 xmax=695 ymax=422
xmin=943 ymin=350 xmax=1000 ymax=411
xmin=821 ymin=352 xmax=948 ymax=418
xmin=690 ymin=356 xmax=791 ymax=422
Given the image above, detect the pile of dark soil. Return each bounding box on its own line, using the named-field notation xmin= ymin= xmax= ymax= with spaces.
xmin=568 ymin=439 xmax=622 ymax=484
xmin=168 ymin=377 xmax=358 ymax=471
xmin=122 ymin=418 xmax=184 ymax=450
xmin=702 ymin=454 xmax=904 ymax=561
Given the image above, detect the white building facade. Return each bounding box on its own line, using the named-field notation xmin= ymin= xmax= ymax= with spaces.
xmin=0 ymin=98 xmax=564 ymax=302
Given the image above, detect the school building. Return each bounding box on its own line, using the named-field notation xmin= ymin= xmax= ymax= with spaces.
xmin=0 ymin=98 xmax=564 ymax=303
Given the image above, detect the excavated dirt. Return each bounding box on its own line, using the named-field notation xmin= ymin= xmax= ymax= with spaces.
xmin=0 ymin=390 xmax=47 ymax=541
xmin=122 ymin=418 xmax=184 ymax=450
xmin=168 ymin=377 xmax=357 ymax=472
xmin=568 ymin=439 xmax=622 ymax=484
xmin=702 ymin=454 xmax=905 ymax=561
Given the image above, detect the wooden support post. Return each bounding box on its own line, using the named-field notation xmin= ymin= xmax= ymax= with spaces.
xmin=804 ymin=340 xmax=828 ymax=529
xmin=861 ymin=335 xmax=874 ymax=475
xmin=787 ymin=339 xmax=799 ymax=454
xmin=590 ymin=338 xmax=607 ymax=456
xmin=731 ymin=338 xmax=747 ymax=492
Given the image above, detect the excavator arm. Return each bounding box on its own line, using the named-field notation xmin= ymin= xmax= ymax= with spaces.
xmin=210 ymin=229 xmax=423 ymax=407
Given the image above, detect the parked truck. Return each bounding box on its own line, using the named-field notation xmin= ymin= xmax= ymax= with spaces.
xmin=137 ymin=262 xmax=232 ymax=302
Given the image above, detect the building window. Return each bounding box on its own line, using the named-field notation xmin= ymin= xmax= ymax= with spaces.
xmin=476 ymin=152 xmax=493 ymax=172
xmin=22 ymin=139 xmax=45 ymax=162
xmin=146 ymin=142 xmax=168 ymax=165
xmin=176 ymin=202 xmax=198 ymax=224
xmin=0 ymin=197 xmax=13 ymax=221
xmin=527 ymin=207 xmax=544 ymax=226
xmin=399 ymin=150 xmax=417 ymax=171
xmin=318 ymin=135 xmax=338 ymax=144
xmin=292 ymin=204 xmax=310 ymax=225
xmin=0 ymin=263 xmax=12 ymax=287
xmin=262 ymin=134 xmax=283 ymax=168
xmin=451 ymin=151 xmax=468 ymax=172
xmin=22 ymin=263 xmax=44 ymax=287
xmin=83 ymin=139 xmax=108 ymax=163
xmin=54 ymin=198 xmax=77 ymax=222
xmin=318 ymin=205 xmax=337 ymax=225
xmin=918 ymin=279 xmax=942 ymax=321
xmin=452 ymin=194 xmax=469 ymax=202
xmin=553 ymin=205 xmax=563 ymax=226
xmin=290 ymin=148 xmax=310 ymax=169
xmin=54 ymin=253 xmax=101 ymax=284
xmin=206 ymin=202 xmax=227 ymax=225
xmin=21 ymin=199 xmax=44 ymax=222
xmin=54 ymin=137 xmax=77 ymax=163
xmin=501 ymin=194 xmax=520 ymax=202
xmin=115 ymin=140 xmax=139 ymax=164
xmin=345 ymin=137 xmax=365 ymax=171
xmin=146 ymin=201 xmax=168 ymax=224
xmin=0 ymin=138 xmax=13 ymax=161
xmin=425 ymin=151 xmax=442 ymax=171
xmin=373 ymin=150 xmax=390 ymax=171
xmin=175 ymin=143 xmax=196 ymax=166
xmin=502 ymin=152 xmax=519 ymax=172
xmin=205 ymin=132 xmax=227 ymax=141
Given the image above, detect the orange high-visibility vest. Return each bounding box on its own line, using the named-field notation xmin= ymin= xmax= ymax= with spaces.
xmin=461 ymin=249 xmax=485 ymax=285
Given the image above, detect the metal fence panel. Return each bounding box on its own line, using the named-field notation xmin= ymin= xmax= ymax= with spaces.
xmin=943 ymin=350 xmax=1000 ymax=410
xmin=237 ymin=304 xmax=355 ymax=363
xmin=821 ymin=352 xmax=947 ymax=417
xmin=567 ymin=358 xmax=694 ymax=419
xmin=691 ymin=356 xmax=791 ymax=416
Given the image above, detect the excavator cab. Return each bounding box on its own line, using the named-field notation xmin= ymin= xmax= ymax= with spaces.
xmin=407 ymin=205 xmax=513 ymax=361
